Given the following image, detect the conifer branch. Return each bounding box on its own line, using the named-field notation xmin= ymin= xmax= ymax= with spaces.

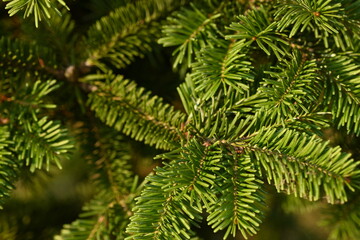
xmin=321 ymin=54 xmax=360 ymax=135
xmin=226 ymin=6 xmax=288 ymax=59
xmin=13 ymin=117 xmax=73 ymax=172
xmin=2 ymin=0 xmax=69 ymax=27
xmin=238 ymin=110 xmax=331 ymax=140
xmin=275 ymin=0 xmax=344 ymax=38
xmin=56 ymin=130 xmax=139 ymax=240
xmin=21 ymin=9 xmax=77 ymax=66
xmin=259 ymin=52 xmax=321 ymax=117
xmin=7 ymin=79 xmax=58 ymax=115
xmin=85 ymin=74 xmax=187 ymax=150
xmin=126 ymin=147 xmax=213 ymax=239
xmin=0 ymin=126 xmax=17 ymax=209
xmin=191 ymin=39 xmax=253 ymax=101
xmin=1 ymin=1 xmax=360 ymax=239
xmin=241 ymin=127 xmax=359 ymax=203
xmin=158 ymin=2 xmax=224 ymax=68
xmin=55 ymin=195 xmax=132 ymax=240
xmin=207 ymin=152 xmax=265 ymax=239
xmin=0 ymin=37 xmax=59 ymax=78
xmin=84 ymin=0 xmax=188 ymax=69
xmin=91 ymin=130 xmax=135 ymax=213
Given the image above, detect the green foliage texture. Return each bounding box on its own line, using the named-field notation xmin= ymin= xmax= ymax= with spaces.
xmin=1 ymin=0 xmax=360 ymax=239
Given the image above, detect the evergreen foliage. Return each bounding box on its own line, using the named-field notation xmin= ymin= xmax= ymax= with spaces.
xmin=3 ymin=0 xmax=68 ymax=27
xmin=1 ymin=0 xmax=360 ymax=239
xmin=86 ymin=73 xmax=186 ymax=150
xmin=55 ymin=131 xmax=141 ymax=240
xmin=83 ymin=0 xmax=188 ymax=69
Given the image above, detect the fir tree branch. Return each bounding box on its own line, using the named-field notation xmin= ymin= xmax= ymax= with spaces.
xmin=2 ymin=0 xmax=69 ymax=27
xmin=84 ymin=0 xmax=188 ymax=69
xmin=21 ymin=9 xmax=77 ymax=66
xmin=0 ymin=78 xmax=73 ymax=172
xmin=13 ymin=117 xmax=73 ymax=172
xmin=158 ymin=2 xmax=224 ymax=68
xmin=127 ymin=137 xmax=266 ymax=239
xmin=56 ymin=128 xmax=140 ymax=240
xmin=275 ymin=0 xmax=344 ymax=38
xmin=91 ymin=130 xmax=135 ymax=213
xmin=180 ymin=108 xmax=357 ymax=204
xmin=5 ymin=79 xmax=58 ymax=118
xmin=85 ymin=73 xmax=187 ymax=150
xmin=191 ymin=39 xmax=253 ymax=101
xmin=239 ymin=127 xmax=359 ymax=203
xmin=55 ymin=194 xmax=133 ymax=240
xmin=226 ymin=6 xmax=288 ymax=59
xmin=207 ymin=151 xmax=265 ymax=239
xmin=2 ymin=1 xmax=360 ymax=239
xmin=321 ymin=54 xmax=360 ymax=135
xmin=0 ymin=37 xmax=59 ymax=79
xmin=0 ymin=126 xmax=18 ymax=209
xmin=259 ymin=52 xmax=321 ymax=117
xmin=245 ymin=111 xmax=331 ymax=138
xmin=126 ymin=153 xmax=207 ymax=239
